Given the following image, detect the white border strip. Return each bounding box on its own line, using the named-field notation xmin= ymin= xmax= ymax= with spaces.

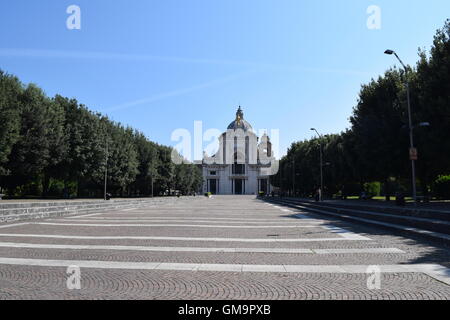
xmin=0 ymin=223 xmax=30 ymax=229
xmin=32 ymin=222 xmax=324 ymax=229
xmin=0 ymin=257 xmax=447 ymax=284
xmin=48 ymin=218 xmax=323 ymax=223
xmin=0 ymin=233 xmax=371 ymax=242
xmin=0 ymin=242 xmax=404 ymax=254
xmin=322 ymin=225 xmax=372 ymax=240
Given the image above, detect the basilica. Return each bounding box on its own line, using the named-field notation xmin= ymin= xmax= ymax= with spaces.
xmin=201 ymin=107 xmax=276 ymax=195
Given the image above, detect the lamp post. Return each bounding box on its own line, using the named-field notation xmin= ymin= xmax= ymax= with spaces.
xmin=151 ymin=174 xmax=154 ymax=198
xmin=384 ymin=49 xmax=417 ymax=205
xmin=292 ymin=158 xmax=295 ymax=197
xmin=310 ymin=128 xmax=323 ymax=201
xmin=104 ymin=138 xmax=108 ymax=201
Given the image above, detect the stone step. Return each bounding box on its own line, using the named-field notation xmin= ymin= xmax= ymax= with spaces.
xmin=0 ymin=198 xmax=155 ymax=210
xmin=0 ymin=198 xmax=170 ymax=223
xmin=267 ymin=198 xmax=450 ymax=246
xmin=276 ymin=199 xmax=450 ymax=235
xmin=299 ymin=200 xmax=450 ymax=221
xmin=0 ymin=202 xmax=129 ymax=216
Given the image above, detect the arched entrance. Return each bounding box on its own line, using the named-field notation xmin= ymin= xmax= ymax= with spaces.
xmin=234 ymin=179 xmax=244 ymax=195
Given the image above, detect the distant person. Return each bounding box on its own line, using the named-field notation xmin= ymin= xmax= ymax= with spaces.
xmin=315 ymin=188 xmax=322 ymax=202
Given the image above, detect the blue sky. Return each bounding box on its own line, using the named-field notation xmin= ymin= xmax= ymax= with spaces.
xmin=0 ymin=0 xmax=448 ymax=159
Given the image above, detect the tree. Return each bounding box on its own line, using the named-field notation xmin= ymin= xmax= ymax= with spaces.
xmin=104 ymin=124 xmax=138 ymax=195
xmin=414 ymin=20 xmax=450 ymax=194
xmin=42 ymin=96 xmax=68 ymax=196
xmin=133 ymin=132 xmax=159 ymax=196
xmin=0 ymin=71 xmax=21 ymax=178
xmin=5 ymin=84 xmax=52 ymax=194
xmin=156 ymin=146 xmax=175 ymax=195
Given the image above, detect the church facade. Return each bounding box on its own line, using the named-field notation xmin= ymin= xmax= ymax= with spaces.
xmin=201 ymin=107 xmax=276 ymax=195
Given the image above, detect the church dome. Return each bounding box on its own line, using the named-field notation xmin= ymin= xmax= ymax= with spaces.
xmin=227 ymin=106 xmax=253 ymax=131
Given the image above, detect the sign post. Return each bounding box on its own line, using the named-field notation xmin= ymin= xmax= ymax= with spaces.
xmin=409 ymin=148 xmax=418 ymax=161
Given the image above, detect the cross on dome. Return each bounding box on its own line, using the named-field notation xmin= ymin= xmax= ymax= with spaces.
xmin=227 ymin=106 xmax=253 ymax=131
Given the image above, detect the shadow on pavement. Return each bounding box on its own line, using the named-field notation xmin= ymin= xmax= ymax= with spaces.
xmin=260 ymin=198 xmax=450 ymax=268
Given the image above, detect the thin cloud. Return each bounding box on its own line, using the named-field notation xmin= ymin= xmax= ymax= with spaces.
xmin=0 ymin=48 xmax=371 ymax=112
xmin=0 ymin=48 xmax=258 ymax=67
xmin=0 ymin=48 xmax=371 ymax=76
xmin=105 ymin=69 xmax=257 ymax=112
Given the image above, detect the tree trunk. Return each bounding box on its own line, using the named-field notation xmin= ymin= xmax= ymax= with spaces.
xmin=77 ymin=178 xmax=81 ymax=198
xmin=385 ymin=178 xmax=391 ymax=202
xmin=42 ymin=174 xmax=50 ymax=198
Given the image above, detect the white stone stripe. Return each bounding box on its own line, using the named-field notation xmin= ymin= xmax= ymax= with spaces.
xmin=71 ymin=212 xmax=107 ymax=218
xmin=313 ymin=248 xmax=404 ymax=254
xmin=44 ymin=219 xmax=325 ymax=225
xmin=33 ymin=222 xmax=322 ymax=229
xmin=0 ymin=223 xmax=30 ymax=229
xmin=55 ymin=217 xmax=308 ymax=222
xmin=126 ymin=213 xmax=282 ymax=216
xmin=0 ymin=257 xmax=447 ymax=284
xmin=92 ymin=213 xmax=281 ymax=217
xmin=321 ymin=226 xmax=372 ymax=241
xmin=0 ymin=242 xmax=405 ymax=254
xmin=0 ymin=233 xmax=371 ymax=242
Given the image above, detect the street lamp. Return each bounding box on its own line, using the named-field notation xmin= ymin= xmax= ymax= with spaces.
xmin=292 ymin=158 xmax=295 ymax=197
xmin=418 ymin=122 xmax=430 ymax=128
xmin=385 ymin=49 xmax=417 ymax=205
xmin=402 ymin=122 xmax=430 ymax=130
xmin=151 ymin=174 xmax=154 ymax=198
xmin=104 ymin=138 xmax=108 ymax=201
xmin=310 ymin=128 xmax=323 ymax=201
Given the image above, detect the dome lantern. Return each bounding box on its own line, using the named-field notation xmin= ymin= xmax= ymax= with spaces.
xmin=227 ymin=106 xmax=253 ymax=131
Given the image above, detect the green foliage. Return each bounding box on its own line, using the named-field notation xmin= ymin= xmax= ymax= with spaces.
xmin=433 ymin=175 xmax=450 ymax=199
xmin=414 ymin=20 xmax=450 ymax=188
xmin=272 ymin=20 xmax=450 ymax=200
xmin=364 ymin=182 xmax=381 ymax=198
xmin=0 ymin=72 xmax=202 ymax=198
xmin=0 ymin=71 xmax=21 ymax=176
xmin=1 ymin=20 xmax=448 ymax=199
xmin=47 ymin=179 xmax=65 ymax=198
xmin=5 ymin=84 xmax=52 ymax=189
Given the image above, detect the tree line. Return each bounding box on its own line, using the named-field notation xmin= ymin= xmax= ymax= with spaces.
xmin=0 ymin=73 xmax=202 ymax=198
xmin=272 ymin=20 xmax=450 ymax=200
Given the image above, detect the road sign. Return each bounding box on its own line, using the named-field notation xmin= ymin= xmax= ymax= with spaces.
xmin=409 ymin=148 xmax=418 ymax=161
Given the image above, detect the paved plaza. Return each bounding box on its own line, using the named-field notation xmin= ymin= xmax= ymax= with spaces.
xmin=0 ymin=196 xmax=449 ymax=300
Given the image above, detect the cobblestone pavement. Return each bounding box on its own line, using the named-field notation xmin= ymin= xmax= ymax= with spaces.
xmin=0 ymin=196 xmax=449 ymax=300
